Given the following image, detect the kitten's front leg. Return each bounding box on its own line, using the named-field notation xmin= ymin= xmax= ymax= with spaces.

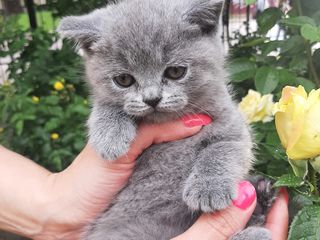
xmin=88 ymin=104 xmax=137 ymax=160
xmin=183 ymin=120 xmax=252 ymax=212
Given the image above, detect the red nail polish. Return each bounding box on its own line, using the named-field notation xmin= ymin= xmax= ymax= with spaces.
xmin=279 ymin=187 xmax=289 ymax=204
xmin=232 ymin=181 xmax=256 ymax=210
xmin=182 ymin=114 xmax=212 ymax=128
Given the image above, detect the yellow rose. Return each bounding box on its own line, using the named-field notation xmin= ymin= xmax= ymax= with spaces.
xmin=274 ymin=85 xmax=320 ymax=160
xmin=32 ymin=96 xmax=40 ymax=103
xmin=51 ymin=133 xmax=60 ymax=140
xmin=53 ymin=81 xmax=64 ymax=91
xmin=239 ymin=90 xmax=274 ymax=123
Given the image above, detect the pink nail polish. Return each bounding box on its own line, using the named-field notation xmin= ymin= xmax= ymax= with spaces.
xmin=232 ymin=181 xmax=256 ymax=210
xmin=279 ymin=187 xmax=289 ymax=204
xmin=182 ymin=114 xmax=212 ymax=128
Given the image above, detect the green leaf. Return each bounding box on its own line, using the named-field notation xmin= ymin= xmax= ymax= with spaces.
xmin=281 ymin=16 xmax=316 ymax=27
xmin=265 ymin=131 xmax=281 ymax=146
xmin=289 ymin=159 xmax=309 ymax=179
xmin=278 ymin=69 xmax=296 ymax=86
xmin=240 ymin=38 xmax=266 ymax=48
xmin=274 ymin=174 xmax=304 ymax=188
xmin=301 ymin=24 xmax=320 ymax=42
xmin=42 ymin=96 xmax=60 ymax=105
xmin=44 ymin=118 xmax=60 ymax=131
xmin=261 ymin=40 xmax=282 ymax=55
xmin=289 ymin=56 xmax=308 ymax=74
xmin=310 ymin=156 xmax=320 ymax=173
xmin=288 ymin=206 xmax=320 ymax=240
xmin=228 ymin=58 xmax=257 ymax=82
xmin=255 ymin=67 xmax=279 ymax=94
xmin=313 ymin=10 xmax=320 ymax=25
xmin=245 ymin=0 xmax=256 ymax=5
xmin=257 ymin=8 xmax=283 ymax=34
xmin=15 ymin=120 xmax=24 ymax=136
xmin=296 ymin=78 xmax=316 ymax=92
xmin=281 ymin=36 xmax=305 ymax=54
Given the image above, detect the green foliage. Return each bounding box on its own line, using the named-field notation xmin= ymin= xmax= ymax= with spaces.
xmin=9 ymin=10 xmax=58 ymax=31
xmin=288 ymin=206 xmax=320 ymax=240
xmin=274 ymin=174 xmax=304 ymax=188
xmin=229 ymin=1 xmax=320 ymax=238
xmin=0 ymin=20 xmax=89 ymax=171
xmin=245 ymin=0 xmax=256 ymax=5
xmin=257 ymin=7 xmax=283 ymax=34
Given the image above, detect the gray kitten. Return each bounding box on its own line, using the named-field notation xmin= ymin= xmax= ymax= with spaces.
xmin=58 ymin=0 xmax=273 ymax=239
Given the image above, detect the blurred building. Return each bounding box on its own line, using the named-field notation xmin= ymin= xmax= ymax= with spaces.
xmin=0 ymin=0 xmax=46 ymax=15
xmin=0 ymin=0 xmax=23 ymax=14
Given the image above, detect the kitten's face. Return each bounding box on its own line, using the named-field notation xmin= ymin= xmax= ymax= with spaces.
xmin=58 ymin=0 xmax=225 ymax=122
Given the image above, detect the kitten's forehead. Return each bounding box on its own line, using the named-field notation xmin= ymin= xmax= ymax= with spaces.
xmin=96 ymin=0 xmax=188 ymax=70
xmin=58 ymin=0 xmax=224 ymax=70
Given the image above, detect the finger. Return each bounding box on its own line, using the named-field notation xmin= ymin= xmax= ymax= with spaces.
xmin=173 ymin=181 xmax=257 ymax=240
xmin=125 ymin=114 xmax=212 ymax=161
xmin=265 ymin=188 xmax=289 ymax=240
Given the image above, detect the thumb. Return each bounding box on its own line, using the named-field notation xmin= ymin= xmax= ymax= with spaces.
xmin=173 ymin=181 xmax=257 ymax=240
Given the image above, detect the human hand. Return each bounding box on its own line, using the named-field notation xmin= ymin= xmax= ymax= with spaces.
xmin=35 ymin=115 xmax=210 ymax=240
xmin=173 ymin=182 xmax=289 ymax=240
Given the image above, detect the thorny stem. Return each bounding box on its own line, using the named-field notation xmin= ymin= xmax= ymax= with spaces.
xmin=309 ymin=164 xmax=320 ymax=197
xmin=306 ymin=44 xmax=320 ymax=87
xmin=294 ymin=0 xmax=320 ymax=87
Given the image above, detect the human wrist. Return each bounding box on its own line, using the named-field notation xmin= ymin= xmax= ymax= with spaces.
xmin=0 ymin=146 xmax=59 ymax=239
xmin=29 ymin=172 xmax=82 ymax=240
xmin=0 ymin=176 xmax=57 ymax=239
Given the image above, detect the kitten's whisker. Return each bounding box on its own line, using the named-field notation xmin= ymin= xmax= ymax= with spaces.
xmin=188 ymin=101 xmax=212 ymax=117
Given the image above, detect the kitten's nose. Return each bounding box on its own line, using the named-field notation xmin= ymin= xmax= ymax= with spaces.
xmin=143 ymin=97 xmax=162 ymax=108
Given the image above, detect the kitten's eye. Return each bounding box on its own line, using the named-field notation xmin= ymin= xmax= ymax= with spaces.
xmin=113 ymin=74 xmax=136 ymax=88
xmin=164 ymin=66 xmax=187 ymax=80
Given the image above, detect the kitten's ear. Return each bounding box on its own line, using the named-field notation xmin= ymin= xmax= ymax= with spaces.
xmin=183 ymin=0 xmax=224 ymax=35
xmin=57 ymin=9 xmax=104 ymax=52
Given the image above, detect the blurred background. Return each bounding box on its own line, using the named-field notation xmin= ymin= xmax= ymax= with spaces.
xmin=0 ymin=0 xmax=319 ymax=239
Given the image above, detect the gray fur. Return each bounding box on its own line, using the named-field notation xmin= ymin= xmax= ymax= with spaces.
xmin=231 ymin=227 xmax=271 ymax=240
xmin=58 ymin=0 xmax=271 ymax=239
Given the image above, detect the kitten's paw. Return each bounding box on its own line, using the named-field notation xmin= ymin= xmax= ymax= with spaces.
xmin=247 ymin=176 xmax=277 ymax=226
xmin=230 ymin=227 xmax=271 ymax=240
xmin=183 ymin=175 xmax=237 ymax=212
xmin=92 ymin=136 xmax=133 ymax=160
xmin=249 ymin=176 xmax=277 ymax=210
xmin=89 ymin=121 xmax=137 ymax=160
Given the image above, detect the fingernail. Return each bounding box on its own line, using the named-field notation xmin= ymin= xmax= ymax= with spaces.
xmin=279 ymin=187 xmax=289 ymax=204
xmin=182 ymin=114 xmax=212 ymax=128
xmin=232 ymin=181 xmax=256 ymax=210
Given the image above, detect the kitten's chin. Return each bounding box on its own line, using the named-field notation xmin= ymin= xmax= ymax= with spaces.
xmin=141 ymin=111 xmax=183 ymax=123
xmin=127 ymin=109 xmax=185 ymax=123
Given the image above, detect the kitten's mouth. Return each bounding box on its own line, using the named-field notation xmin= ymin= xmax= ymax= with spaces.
xmin=129 ymin=106 xmax=188 ymax=123
xmin=124 ymin=101 xmax=189 ymax=123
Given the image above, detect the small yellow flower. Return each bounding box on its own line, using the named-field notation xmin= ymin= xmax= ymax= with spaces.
xmin=0 ymin=128 xmax=4 ymax=133
xmin=32 ymin=96 xmax=40 ymax=103
xmin=83 ymin=99 xmax=88 ymax=105
xmin=239 ymin=90 xmax=274 ymax=123
xmin=2 ymin=80 xmax=10 ymax=87
xmin=274 ymin=85 xmax=320 ymax=160
xmin=53 ymin=81 xmax=64 ymax=91
xmin=51 ymin=133 xmax=60 ymax=140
